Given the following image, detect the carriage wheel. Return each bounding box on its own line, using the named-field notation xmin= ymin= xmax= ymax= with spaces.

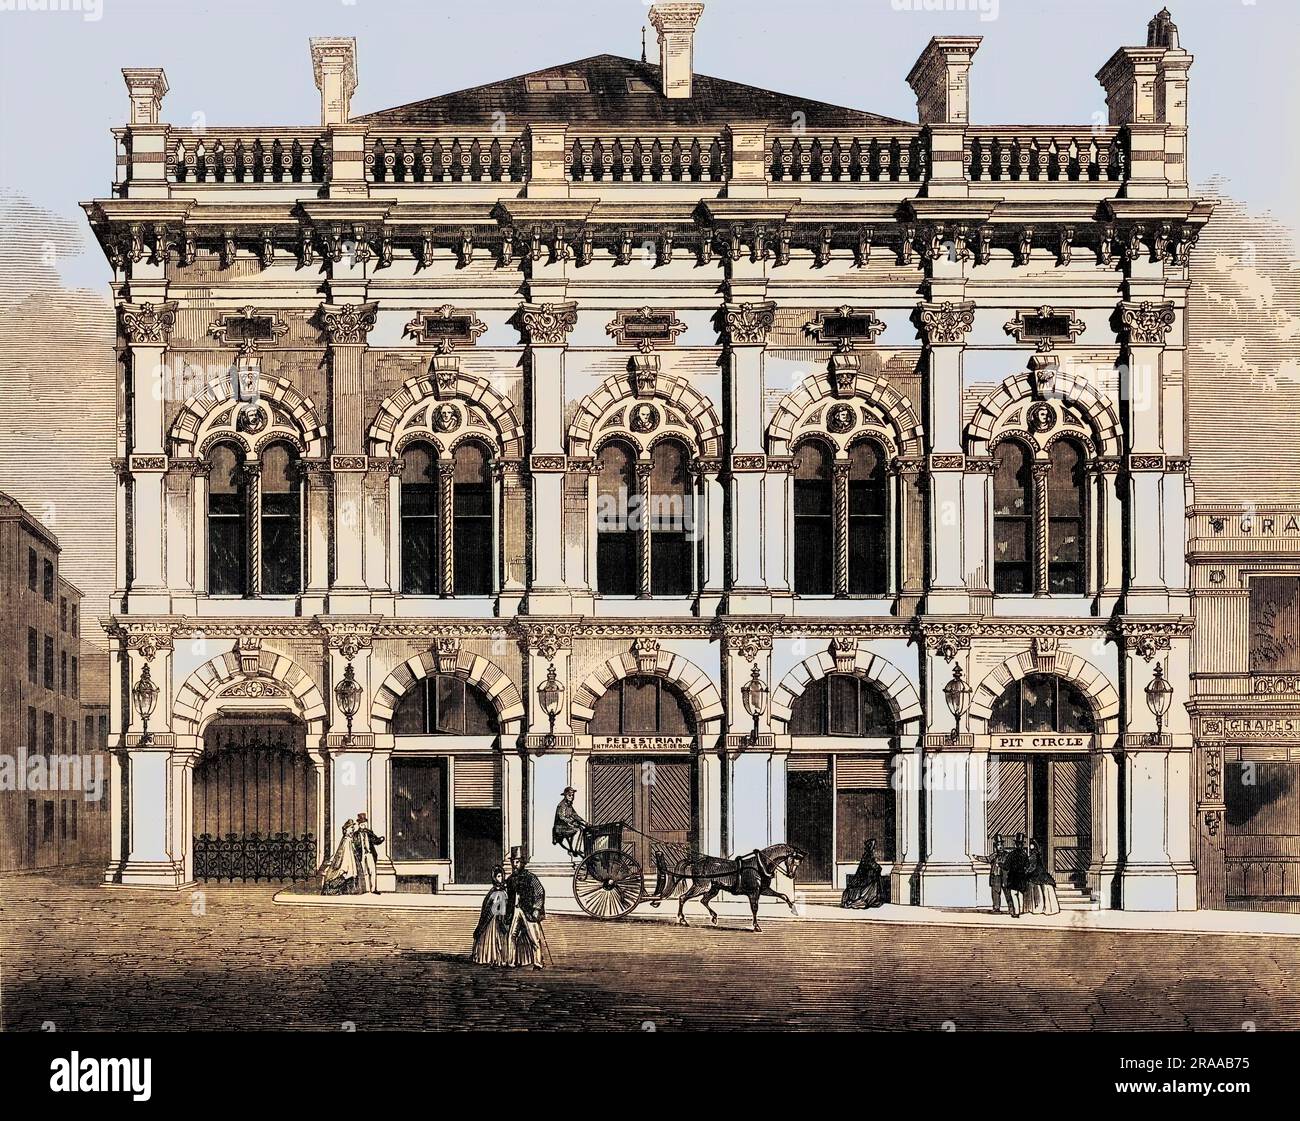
xmin=573 ymin=849 xmax=643 ymax=920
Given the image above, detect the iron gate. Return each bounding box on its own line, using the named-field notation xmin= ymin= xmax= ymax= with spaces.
xmin=193 ymin=720 xmax=317 ymax=881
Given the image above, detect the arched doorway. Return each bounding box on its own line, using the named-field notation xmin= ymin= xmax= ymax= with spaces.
xmin=193 ymin=715 xmax=317 ymax=881
xmin=987 ymin=673 xmax=1095 ymax=886
xmin=587 ymin=675 xmax=696 ymax=873
xmin=786 ymin=673 xmax=897 ymax=884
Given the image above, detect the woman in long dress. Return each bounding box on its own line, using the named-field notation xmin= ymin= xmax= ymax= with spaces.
xmin=319 ymin=819 xmax=359 ymax=895
xmin=841 ymin=839 xmax=885 ymax=909
xmin=471 ymin=867 xmax=511 ymax=966
xmin=1026 ymin=840 xmax=1061 ymax=915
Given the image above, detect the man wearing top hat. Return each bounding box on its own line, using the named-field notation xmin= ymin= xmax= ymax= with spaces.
xmin=505 ymin=847 xmax=547 ymax=968
xmin=352 ymin=812 xmax=385 ymax=895
xmin=552 ymin=786 xmax=588 ymax=858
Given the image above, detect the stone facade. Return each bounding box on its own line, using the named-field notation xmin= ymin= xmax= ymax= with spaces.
xmin=86 ymin=6 xmax=1206 ymax=908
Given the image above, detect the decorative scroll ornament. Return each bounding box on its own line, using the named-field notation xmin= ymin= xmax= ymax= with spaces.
xmin=207 ymin=305 xmax=291 ymax=347
xmin=220 ymin=679 xmax=289 ymax=699
xmin=917 ymin=301 xmax=975 ymax=346
xmin=722 ymin=302 xmax=776 ymax=346
xmin=605 ymin=307 xmax=687 ymax=352
xmin=1003 ymin=306 xmax=1086 ymax=346
xmin=402 ymin=304 xmax=488 ymax=351
xmin=831 ymin=637 xmax=859 ymax=674
xmin=523 ymin=622 xmax=576 ymax=663
xmin=519 ymin=301 xmax=578 ymax=346
xmin=319 ymin=301 xmax=378 ymax=345
xmin=126 ymin=630 xmax=174 ymax=663
xmin=321 ymin=625 xmax=373 ymax=661
xmin=806 ymin=305 xmax=886 ymax=350
xmin=726 ymin=624 xmax=773 ymax=664
xmin=120 ymin=300 xmax=178 ymax=345
xmin=1119 ymin=300 xmax=1176 ymax=346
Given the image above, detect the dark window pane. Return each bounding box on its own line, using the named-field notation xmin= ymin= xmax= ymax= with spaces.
xmin=651 ymin=533 xmax=691 ymax=595
xmin=392 ymin=680 xmax=430 ymax=735
xmin=207 ymin=444 xmax=247 ymax=595
xmin=1058 ymin=680 xmax=1095 ymax=733
xmin=1020 ymin=674 xmax=1057 ymax=732
xmin=860 ymin=684 xmax=893 ymax=736
xmin=790 ymin=680 xmax=826 ymax=735
xmin=659 ymin=683 xmax=694 ymax=735
xmin=623 ymin=677 xmax=659 ymax=733
xmin=400 ymin=443 xmax=438 ymax=595
xmin=453 ymin=444 xmax=492 ymax=595
xmin=435 ymin=675 xmax=465 ymax=735
xmin=464 ymin=682 xmax=498 ymax=735
xmin=989 ymin=682 xmax=1020 ymax=733
xmin=837 ymin=788 xmax=896 ymax=862
xmin=260 ymin=443 xmax=300 ymax=594
xmin=993 ymin=440 xmax=1034 ymax=594
xmin=590 ymin=688 xmax=622 ymax=734
xmin=848 ymin=441 xmax=888 ymax=595
xmin=1250 ymin=576 xmax=1300 ymax=673
xmin=648 ymin=440 xmax=693 ymax=595
xmin=1047 ymin=440 xmax=1085 ymax=593
xmin=597 ymin=531 xmax=638 ymax=596
xmin=794 ymin=441 xmax=834 ymax=594
xmin=828 ymin=674 xmax=859 ymax=736
xmin=391 ymin=758 xmax=447 ymax=860
xmin=597 ymin=442 xmax=638 ymax=595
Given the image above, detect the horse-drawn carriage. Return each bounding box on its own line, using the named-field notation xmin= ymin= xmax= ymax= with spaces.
xmin=568 ymin=821 xmax=805 ymax=931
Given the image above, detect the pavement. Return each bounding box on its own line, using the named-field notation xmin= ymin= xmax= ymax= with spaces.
xmin=273 ymin=881 xmax=1300 ymax=938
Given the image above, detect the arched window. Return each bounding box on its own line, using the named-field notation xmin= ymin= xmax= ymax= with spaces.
xmin=1047 ymin=439 xmax=1086 ymax=594
xmin=648 ymin=439 xmax=694 ymax=596
xmin=794 ymin=440 xmax=833 ymax=594
xmin=789 ymin=674 xmax=894 ymax=737
xmin=400 ymin=442 xmax=438 ymax=595
xmin=260 ymin=442 xmax=301 ymax=595
xmin=596 ymin=441 xmax=637 ymax=595
xmin=992 ymin=439 xmax=1033 ymax=594
xmin=848 ymin=440 xmax=888 ymax=595
xmin=988 ymin=673 xmax=1095 ymax=733
xmin=207 ymin=442 xmax=247 ymax=596
xmin=392 ymin=674 xmax=499 ymax=736
xmin=589 ymin=676 xmax=695 ymax=735
xmin=453 ymin=442 xmax=492 ymax=595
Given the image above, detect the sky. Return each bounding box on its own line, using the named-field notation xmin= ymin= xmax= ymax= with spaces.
xmin=0 ymin=0 xmax=1297 ymax=639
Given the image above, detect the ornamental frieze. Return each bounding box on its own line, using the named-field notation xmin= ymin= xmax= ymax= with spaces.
xmin=120 ymin=300 xmax=178 ymax=345
xmin=721 ymin=622 xmax=774 ymax=663
xmin=219 ymin=679 xmax=290 ymax=699
xmin=529 ymin=455 xmax=568 ymax=472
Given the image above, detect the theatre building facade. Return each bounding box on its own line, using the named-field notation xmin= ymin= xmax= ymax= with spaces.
xmin=87 ymin=5 xmax=1211 ymax=908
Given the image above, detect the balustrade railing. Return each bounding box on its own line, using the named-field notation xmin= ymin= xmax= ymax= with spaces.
xmin=965 ymin=128 xmax=1126 ymax=183
xmin=365 ymin=134 xmax=527 ymax=183
xmin=568 ymin=134 xmax=726 ymax=183
xmin=193 ymin=831 xmax=317 ymax=882
xmin=767 ymin=131 xmax=928 ymax=183
xmin=166 ymin=130 xmax=329 ymax=183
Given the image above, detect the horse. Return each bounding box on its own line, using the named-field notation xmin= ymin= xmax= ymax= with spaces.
xmin=650 ymin=843 xmax=805 ymax=932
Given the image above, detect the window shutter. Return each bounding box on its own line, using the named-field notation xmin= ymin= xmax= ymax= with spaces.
xmin=835 ymin=756 xmax=891 ymax=789
xmin=454 ymin=757 xmax=500 ymax=808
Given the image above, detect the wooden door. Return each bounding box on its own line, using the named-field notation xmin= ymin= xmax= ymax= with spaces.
xmin=1048 ymin=756 xmax=1092 ymax=884
xmin=590 ymin=756 xmax=693 ymax=872
xmin=787 ymin=765 xmax=833 ymax=882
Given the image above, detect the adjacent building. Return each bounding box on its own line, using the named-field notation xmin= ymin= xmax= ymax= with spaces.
xmin=0 ymin=492 xmax=110 ymax=871
xmin=85 ymin=5 xmax=1210 ymax=909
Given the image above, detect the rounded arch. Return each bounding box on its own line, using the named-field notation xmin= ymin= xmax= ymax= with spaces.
xmin=966 ymin=369 xmax=1121 ymax=458
xmin=172 ymin=647 xmax=329 ymax=741
xmin=768 ymin=371 xmax=923 ymax=457
xmin=967 ymin=650 xmax=1120 ymax=734
xmin=172 ymin=370 xmax=327 ymax=458
xmin=372 ymin=649 xmax=526 ymax=734
xmin=369 ymin=369 xmax=524 ymax=459
xmin=770 ymin=644 xmax=923 ymax=731
xmin=567 ymin=372 xmax=723 ymax=459
xmin=570 ymin=647 xmax=724 ymax=732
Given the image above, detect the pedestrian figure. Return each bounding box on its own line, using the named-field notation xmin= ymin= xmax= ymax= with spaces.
xmin=352 ymin=813 xmax=385 ymax=895
xmin=1025 ymin=839 xmax=1061 ymax=915
xmin=841 ymin=838 xmax=885 ymax=909
xmin=320 ymin=818 xmax=359 ymax=895
xmin=471 ymin=866 xmax=511 ymax=966
xmin=505 ymin=847 xmax=547 ymax=969
xmin=1002 ymin=833 xmax=1029 ymax=918
xmin=978 ymin=834 xmax=1007 ymax=914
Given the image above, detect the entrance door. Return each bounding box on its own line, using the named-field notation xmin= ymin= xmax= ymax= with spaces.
xmin=590 ymin=756 xmax=693 ymax=874
xmin=989 ymin=754 xmax=1092 ymax=887
xmin=787 ymin=763 xmax=833 ymax=883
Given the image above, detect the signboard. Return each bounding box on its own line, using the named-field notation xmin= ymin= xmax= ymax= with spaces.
xmin=992 ymin=734 xmax=1091 ymax=752
xmin=589 ymin=735 xmax=693 ymax=752
xmin=1202 ymin=717 xmax=1300 ymax=741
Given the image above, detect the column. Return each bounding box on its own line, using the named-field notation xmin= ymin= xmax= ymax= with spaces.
xmin=325 ymin=640 xmax=374 ymax=842
xmin=242 ymin=462 xmax=262 ymax=597
xmin=722 ymin=302 xmax=775 ymax=613
xmin=916 ymin=301 xmax=974 ymax=613
xmin=520 ymin=301 xmax=577 ymax=612
xmin=438 ymin=459 xmax=455 ymax=595
xmin=891 ymin=737 xmax=924 ymax=903
xmin=522 ymin=634 xmax=576 ymax=871
xmin=120 ymin=300 xmax=178 ymax=614
xmin=320 ymin=301 xmax=377 ymax=614
xmin=303 ymin=460 xmax=332 ymax=611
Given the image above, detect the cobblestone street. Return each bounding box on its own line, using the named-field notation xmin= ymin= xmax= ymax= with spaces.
xmin=3 ymin=870 xmax=1298 ymax=1031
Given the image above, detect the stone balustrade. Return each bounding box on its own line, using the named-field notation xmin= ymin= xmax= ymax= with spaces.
xmin=767 ymin=129 xmax=929 ymax=183
xmin=964 ymin=128 xmax=1126 ymax=183
xmin=163 ymin=129 xmax=331 ymax=184
xmin=365 ymin=133 xmax=528 ymax=183
xmin=567 ymin=133 xmax=726 ymax=183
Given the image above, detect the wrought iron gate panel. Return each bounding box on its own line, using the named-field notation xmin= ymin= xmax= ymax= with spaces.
xmin=194 ymin=722 xmax=316 ymax=881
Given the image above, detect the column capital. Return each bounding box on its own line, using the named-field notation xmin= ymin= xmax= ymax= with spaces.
xmin=319 ymin=301 xmax=378 ymax=345
xmin=1118 ymin=299 xmax=1175 ymax=345
xmin=916 ymin=300 xmax=975 ymax=346
xmin=721 ymin=301 xmax=776 ymax=347
xmin=120 ymin=300 xmax=178 ymax=345
xmin=518 ymin=301 xmax=578 ymax=346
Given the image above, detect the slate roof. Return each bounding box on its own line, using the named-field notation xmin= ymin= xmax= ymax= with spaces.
xmin=355 ymin=54 xmax=906 ymax=130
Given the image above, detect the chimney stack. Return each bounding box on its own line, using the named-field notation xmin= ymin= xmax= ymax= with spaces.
xmin=310 ymin=37 xmax=358 ymax=126
xmin=648 ymin=3 xmax=705 ymax=100
xmin=906 ymin=37 xmax=981 ymax=125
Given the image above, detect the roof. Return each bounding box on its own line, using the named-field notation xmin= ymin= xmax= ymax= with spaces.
xmin=0 ymin=491 xmax=61 ymax=551
xmin=355 ymin=54 xmax=906 ymax=130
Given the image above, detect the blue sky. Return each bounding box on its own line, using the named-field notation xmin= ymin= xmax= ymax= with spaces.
xmin=1 ymin=0 xmax=1298 ymax=292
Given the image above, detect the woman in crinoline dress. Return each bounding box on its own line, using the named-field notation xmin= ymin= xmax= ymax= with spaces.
xmin=1024 ymin=840 xmax=1061 ymax=915
xmin=319 ymin=818 xmax=360 ymax=895
xmin=471 ymin=866 xmax=511 ymax=966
